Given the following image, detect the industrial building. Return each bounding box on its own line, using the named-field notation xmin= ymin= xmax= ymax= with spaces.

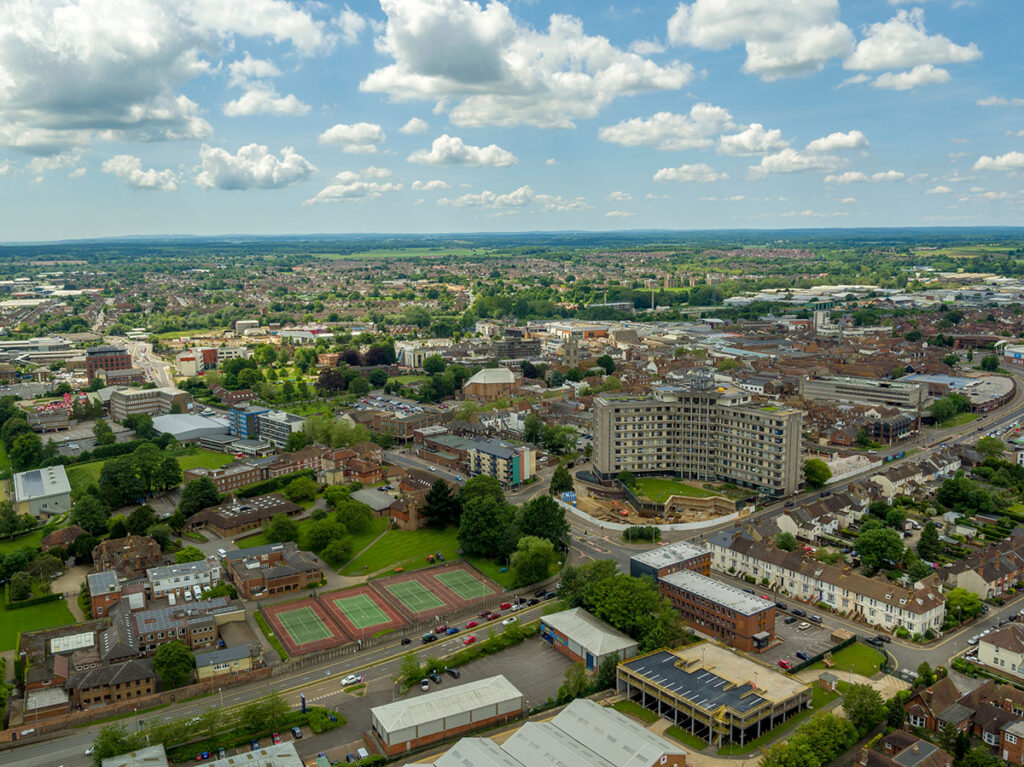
xmin=151 ymin=413 xmax=230 ymax=442
xmin=369 ymin=675 xmax=524 ymax=756
xmin=109 ymin=386 xmax=192 ymax=422
xmin=540 ymin=608 xmax=638 ymax=672
xmin=12 ymin=465 xmax=72 ymax=520
xmin=617 ymin=642 xmax=811 ymax=748
xmin=630 ymin=540 xmax=711 ymax=579
xmin=593 ymin=371 xmax=803 ymax=497
xmin=799 ymin=375 xmax=927 ymax=410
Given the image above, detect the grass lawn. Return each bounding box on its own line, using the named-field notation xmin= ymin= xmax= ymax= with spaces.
xmin=390 ymin=375 xmax=427 ymax=385
xmin=0 ymin=441 xmax=10 ymax=477
xmin=177 ymin=450 xmax=236 ymax=472
xmin=664 ymin=725 xmax=708 ymax=751
xmin=0 ymin=527 xmax=46 ymax=556
xmin=717 ymin=686 xmax=839 ymax=756
xmin=0 ymin=591 xmax=77 ymax=651
xmin=464 ymin=555 xmax=516 ymax=589
xmin=937 ymin=412 xmax=978 ymax=428
xmin=611 ymin=700 xmax=658 ymax=724
xmin=807 ymin=643 xmax=886 ymax=677
xmin=635 ymin=477 xmax=717 ymax=501
xmin=238 ymin=513 xmax=389 ymax=556
xmin=341 ymin=526 xmax=460 ymax=576
xmin=68 ymin=449 xmax=234 ymax=494
xmin=347 ymin=515 xmax=390 ymax=557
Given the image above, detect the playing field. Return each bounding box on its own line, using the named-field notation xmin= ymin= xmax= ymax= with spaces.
xmin=385 ymin=580 xmax=444 ymax=614
xmin=435 ymin=570 xmax=495 ymax=600
xmin=333 ymin=593 xmax=390 ymax=630
xmin=276 ymin=606 xmax=334 ymax=645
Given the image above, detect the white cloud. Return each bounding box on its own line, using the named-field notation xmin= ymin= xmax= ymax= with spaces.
xmin=824 ymin=169 xmax=904 ymax=183
xmin=606 ymin=210 xmax=635 ymax=218
xmin=667 ymin=0 xmax=854 ymax=80
xmin=0 ymin=160 xmax=11 ymax=177
xmin=839 ymin=197 xmax=857 ymax=203
xmin=411 ymin=179 xmax=450 ymax=191
xmin=607 ymin=191 xmax=633 ymax=201
xmin=845 ymin=9 xmax=981 ymax=71
xmin=926 ymin=185 xmax=952 ymax=194
xmin=978 ymin=96 xmax=1024 ymax=107
xmin=228 ymin=54 xmax=282 ymax=87
xmin=545 ymin=158 xmax=557 ymax=166
xmin=718 ymin=123 xmax=789 ymax=155
xmin=101 ymin=154 xmax=180 ymax=191
xmin=29 ymin=151 xmax=83 ymax=175
xmin=838 ymin=73 xmax=872 ymax=88
xmin=653 ymin=163 xmax=728 ymax=183
xmin=318 ymin=123 xmax=387 ymax=154
xmin=361 ymin=0 xmax=692 ymax=129
xmin=0 ymin=0 xmax=325 ymax=153
xmin=223 ymin=86 xmax=310 ymax=116
xmin=748 ymin=148 xmax=842 ymax=178
xmin=630 ymin=39 xmax=665 ymax=55
xmin=871 ymin=64 xmax=950 ymax=91
xmin=437 ymin=185 xmax=589 ymax=212
xmin=399 ymin=118 xmax=429 ymax=134
xmin=196 ymin=144 xmax=315 ymax=190
xmin=407 ymin=135 xmax=517 ymax=167
xmin=305 ymin=166 xmax=402 ymax=204
xmin=973 ymin=152 xmax=1024 ymax=171
xmin=598 ymin=105 xmax=735 ymax=151
xmin=336 ymin=5 xmax=367 ymax=45
xmin=806 ymin=130 xmax=868 ymax=152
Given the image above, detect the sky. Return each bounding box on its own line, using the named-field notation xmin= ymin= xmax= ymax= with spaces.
xmin=0 ymin=0 xmax=1021 ymax=240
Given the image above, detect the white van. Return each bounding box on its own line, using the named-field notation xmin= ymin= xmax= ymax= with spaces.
xmin=356 ymin=748 xmax=369 ymax=760
xmin=193 ymin=585 xmax=203 ymax=600
xmin=184 ymin=589 xmax=193 ymax=602
xmin=168 ymin=593 xmax=176 ymax=606
xmin=217 ymin=548 xmax=227 ymax=559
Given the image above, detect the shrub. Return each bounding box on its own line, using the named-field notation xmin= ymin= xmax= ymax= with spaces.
xmin=308 ymin=708 xmax=345 ymax=734
xmin=895 ymin=626 xmax=910 ymax=639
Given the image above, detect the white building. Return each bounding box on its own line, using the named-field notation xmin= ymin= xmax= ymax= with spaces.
xmin=13 ymin=465 xmax=72 ymax=520
xmin=147 ymin=560 xmax=221 ymax=598
xmin=978 ymin=624 xmax=1024 ymax=680
xmin=540 ymin=608 xmax=638 ymax=672
xmin=256 ymin=410 xmax=305 ymax=447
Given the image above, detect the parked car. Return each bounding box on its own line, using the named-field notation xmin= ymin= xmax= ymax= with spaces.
xmin=340 ymin=674 xmax=363 ymax=686
xmin=796 ymin=651 xmax=810 ymax=661
xmin=743 ymin=588 xmax=755 ymax=595
xmin=446 ymin=667 xmax=460 ymax=679
xmin=195 ymin=751 xmax=210 ymax=761
xmin=808 ymin=615 xmax=822 ymax=624
xmin=791 ymin=609 xmax=807 ymax=617
xmin=421 ymin=634 xmax=438 ymax=644
xmin=85 ymin=747 xmax=96 ymax=757
xmin=420 ymin=678 xmax=430 ymax=691
xmin=798 ymin=622 xmax=811 ymax=630
xmin=401 ymin=637 xmax=411 ymax=645
xmin=500 ymin=602 xmax=512 ymax=610
xmin=346 ymin=755 xmax=357 ymax=763
xmin=534 ymin=588 xmax=548 ymax=598
xmin=544 ymin=591 xmax=557 ymax=600
xmin=486 ymin=611 xmax=501 ymax=620
xmin=435 ymin=624 xmax=448 ymax=633
xmin=217 ymin=748 xmax=227 ymax=758
xmin=429 ymin=672 xmax=442 ymax=684
xmin=778 ymin=659 xmax=793 ymax=670
xmin=466 ymin=620 xmax=479 ymax=628
xmin=775 ymin=602 xmax=787 ymax=610
xmin=291 ymin=726 xmax=303 ymax=739
xmin=250 ymin=741 xmax=260 ymax=751
xmin=502 ymin=617 xmax=518 ymax=626
xmin=867 ymin=636 xmax=885 ymax=646
xmin=463 ymin=634 xmax=476 ymax=645
xmin=479 ymin=610 xmax=492 ymax=618
xmin=446 ymin=626 xmax=460 ymax=635
xmin=784 ymin=616 xmax=798 ymax=625
xmin=875 ymin=635 xmax=891 ymax=643
xmin=968 ymin=636 xmax=980 ymax=645
xmin=272 ymin=733 xmax=281 ymax=745
xmin=526 ymin=598 xmax=539 ymax=606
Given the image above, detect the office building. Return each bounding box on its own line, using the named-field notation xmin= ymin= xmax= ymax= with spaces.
xmin=799 ymin=375 xmax=927 ymax=410
xmin=255 ymin=409 xmax=305 ymax=447
xmin=86 ymin=345 xmax=133 ymax=381
xmin=229 ymin=404 xmax=269 ymax=439
xmin=593 ymin=371 xmax=803 ymax=497
xmin=630 ymin=540 xmax=711 ymax=579
xmin=109 ymin=386 xmax=192 ymax=422
xmin=13 ymin=465 xmax=72 ymax=520
xmin=466 ymin=439 xmax=536 ymax=488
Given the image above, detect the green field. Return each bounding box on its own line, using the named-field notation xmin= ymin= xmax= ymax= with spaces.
xmin=611 ymin=700 xmax=657 ymax=724
xmin=238 ymin=513 xmax=388 ymax=557
xmin=276 ymin=606 xmax=333 ymax=645
xmin=68 ymin=449 xmax=235 ymax=495
xmin=635 ymin=477 xmax=717 ymax=501
xmin=333 ymin=594 xmax=390 ymax=630
xmin=937 ymin=412 xmax=978 ymax=428
xmin=464 ymin=555 xmax=515 ymax=589
xmin=390 ymin=375 xmax=428 ymax=385
xmin=0 ymin=593 xmax=77 ymax=651
xmin=0 ymin=527 xmax=46 ymax=556
xmin=385 ymin=580 xmax=445 ymax=613
xmin=807 ymin=643 xmax=886 ymax=677
xmin=318 ymin=247 xmax=491 ymax=259
xmin=340 ymin=526 xmax=460 ymax=576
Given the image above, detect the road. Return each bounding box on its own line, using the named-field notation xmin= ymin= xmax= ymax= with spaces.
xmin=123 ymin=339 xmax=174 ymax=388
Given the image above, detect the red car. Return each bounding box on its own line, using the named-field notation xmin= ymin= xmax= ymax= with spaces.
xmin=778 ymin=659 xmax=792 ymax=670
xmin=478 ymin=610 xmax=491 ymax=618
xmin=466 ymin=620 xmax=478 ymax=629
xmin=463 ymin=634 xmax=476 ymax=645
xmin=272 ymin=733 xmax=282 ymax=745
xmin=499 ymin=602 xmax=512 ymax=610
xmin=435 ymin=624 xmax=448 ymax=634
xmin=486 ymin=611 xmax=500 ymax=620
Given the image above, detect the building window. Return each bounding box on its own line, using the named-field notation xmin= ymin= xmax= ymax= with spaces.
xmin=909 ymin=714 xmax=926 ymax=728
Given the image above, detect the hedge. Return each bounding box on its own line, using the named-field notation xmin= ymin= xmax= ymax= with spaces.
xmin=5 ymin=593 xmax=63 ymax=611
xmin=237 ymin=469 xmax=317 ymax=499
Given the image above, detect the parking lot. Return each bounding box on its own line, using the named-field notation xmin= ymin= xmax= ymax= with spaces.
xmin=761 ymin=612 xmax=842 ymax=668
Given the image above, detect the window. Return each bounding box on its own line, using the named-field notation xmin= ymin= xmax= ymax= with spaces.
xmin=984 ymin=732 xmax=999 ymax=746
xmin=1007 ymin=734 xmax=1018 ymax=745
xmin=909 ymin=714 xmax=926 ymax=728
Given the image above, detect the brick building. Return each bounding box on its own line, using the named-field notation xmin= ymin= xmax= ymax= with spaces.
xmin=223 ymin=542 xmax=323 ymax=599
xmin=67 ymin=659 xmax=158 ymax=709
xmin=629 ymin=540 xmax=711 ymax=579
xmin=184 ymin=494 xmax=301 ymax=538
xmin=183 ymin=462 xmax=262 ymax=494
xmin=85 ymin=345 xmax=133 ymax=381
xmin=92 ymin=535 xmax=164 ymax=580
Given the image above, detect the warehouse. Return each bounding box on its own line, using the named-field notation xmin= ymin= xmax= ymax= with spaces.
xmin=617 ymin=642 xmax=810 ymax=748
xmin=13 ymin=465 xmax=71 ymax=520
xmin=368 ymin=675 xmax=524 ymax=756
xmin=540 ymin=607 xmax=638 ymax=672
xmin=152 ymin=413 xmax=230 ymax=442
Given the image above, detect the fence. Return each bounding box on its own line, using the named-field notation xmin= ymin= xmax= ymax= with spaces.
xmin=787 ymin=634 xmax=857 ymax=675
xmin=557 ymin=496 xmax=741 ymax=532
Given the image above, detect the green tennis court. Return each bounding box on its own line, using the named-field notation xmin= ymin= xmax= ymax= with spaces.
xmin=386 ymin=580 xmax=444 ymax=613
xmin=334 ymin=594 xmax=390 ymax=630
xmin=436 ymin=570 xmax=495 ymax=600
xmin=277 ymin=607 xmax=333 ymax=645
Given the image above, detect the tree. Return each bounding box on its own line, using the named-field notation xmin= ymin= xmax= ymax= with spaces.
xmin=368 ymin=369 xmax=388 ymax=387
xmin=72 ymin=495 xmax=110 ymax=536
xmin=523 ymin=413 xmax=544 ymax=444
xmin=942 ymin=353 xmax=959 ymax=369
xmin=596 ymin=652 xmax=620 ymax=690
xmin=842 ymin=683 xmax=886 ymax=734
xmin=458 ymin=475 xmax=505 ymax=508
xmin=152 ymin=640 xmax=194 ymax=689
xmin=916 ymin=661 xmax=935 ymax=687
xmin=156 ymin=456 xmax=182 ymax=491
xmin=93 ymin=419 xmax=116 ymax=446
xmin=457 ymin=495 xmax=515 ymax=557
xmin=9 ymin=431 xmax=43 ymax=471
xmin=98 ymin=454 xmax=145 ymax=509
xmin=399 ymin=652 xmax=423 ymax=685
xmin=854 ymin=527 xmax=905 ymax=571
xmin=321 ymin=537 xmax=353 ymax=566
xmin=148 ymin=523 xmax=173 ymax=551
xmin=123 ymin=413 xmax=156 ymax=440
xmin=960 ymin=746 xmax=1002 ymax=767
xmin=980 ymin=354 xmax=1000 ymax=372
xmin=886 ymin=696 xmax=906 ymax=728
xmin=616 ymin=470 xmax=637 ymax=488
xmin=422 ymin=479 xmax=460 ymax=528
xmin=509 ymin=536 xmax=556 ymax=587
xmin=126 ymin=504 xmax=156 ymax=536
xmin=803 ymin=458 xmax=832 ymax=489
xmin=178 ymin=477 xmax=220 ymax=517
xmin=557 ymin=662 xmax=591 ymax=703
xmin=90 ymin=724 xmax=144 ymax=767
xmin=334 ymin=499 xmax=372 ymax=534
xmin=541 ymin=424 xmax=577 ymax=454
xmin=423 ymin=354 xmax=446 ymax=374
xmin=238 ymin=692 xmax=289 ymax=734
xmin=9 ymin=571 xmax=31 ymax=601
xmin=517 ymin=495 xmax=569 ymax=549
xmin=776 ymin=531 xmax=798 ymax=551
xmin=976 ymin=436 xmax=1005 ymax=459
xmin=264 ymin=513 xmax=298 ymax=543
xmin=946 ymin=587 xmax=984 ymax=624
xmin=917 ymin=521 xmax=941 ymax=560
xmin=285 ymin=431 xmax=311 ymax=451
xmin=69 ymin=533 xmax=99 ymax=565
xmin=348 ymin=376 xmax=371 ymax=396
xmin=107 ymin=516 xmax=128 ymax=539
xmin=304 ymin=518 xmax=346 ymax=553
xmin=596 ymin=355 xmax=615 ymax=375
xmin=549 ymin=465 xmax=574 ymax=496
xmin=283 ymin=475 xmax=317 ymax=503
xmin=174 ymin=546 xmax=205 ymax=564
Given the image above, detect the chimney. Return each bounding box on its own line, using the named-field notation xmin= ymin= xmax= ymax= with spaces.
xmin=912 ymin=745 xmax=920 ymax=754
xmin=925 ymin=689 xmax=933 ymax=705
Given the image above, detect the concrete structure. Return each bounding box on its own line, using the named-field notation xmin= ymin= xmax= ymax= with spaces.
xmin=369 ymin=675 xmax=524 ymax=756
xmin=85 ymin=345 xmax=133 ymax=381
xmin=630 ymin=540 xmax=711 ymax=579
xmin=540 ymin=608 xmax=638 ymax=672
xmin=617 ymin=642 xmax=811 ymax=748
xmin=594 ymin=373 xmax=803 ymax=497
xmin=255 ymin=409 xmax=305 ymax=447
xmin=466 ymin=439 xmax=536 ymax=488
xmin=109 ymin=386 xmax=192 ymax=422
xmin=658 ymin=569 xmax=775 ymax=652
xmin=27 ymin=406 xmax=70 ymax=432
xmin=800 ymin=375 xmax=927 ymax=410
xmin=978 ymin=624 xmax=1024 ymax=680
xmin=194 ymin=645 xmax=255 ymax=680
xmin=12 ymin=465 xmax=71 ymax=520
xmin=463 ymin=367 xmax=517 ymax=401
xmin=102 ymin=745 xmax=169 ymax=767
xmin=147 ymin=559 xmax=221 ymax=599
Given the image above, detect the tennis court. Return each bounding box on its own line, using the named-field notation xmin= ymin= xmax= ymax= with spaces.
xmin=435 ymin=569 xmax=495 ymax=600
xmin=277 ymin=606 xmax=334 ymax=645
xmin=386 ymin=580 xmax=445 ymax=614
xmin=333 ymin=593 xmax=390 ymax=630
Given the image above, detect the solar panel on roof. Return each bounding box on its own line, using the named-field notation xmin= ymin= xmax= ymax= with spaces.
xmin=22 ymin=470 xmax=44 ymax=496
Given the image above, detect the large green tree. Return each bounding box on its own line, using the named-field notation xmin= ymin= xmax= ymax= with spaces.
xmin=457 ymin=495 xmax=516 ymax=557
xmin=264 ymin=513 xmax=298 ymax=543
xmin=946 ymin=587 xmax=984 ymax=624
xmin=178 ymin=477 xmax=220 ymax=517
xmin=976 ymin=436 xmax=1005 ymax=460
xmin=98 ymin=455 xmax=145 ymax=509
xmin=916 ymin=521 xmax=941 ymax=560
xmin=803 ymin=458 xmax=832 ymax=489
xmin=90 ymin=724 xmax=144 ymax=767
xmin=72 ymin=495 xmax=110 ymax=536
xmin=509 ymin=536 xmax=556 ymax=587
xmin=9 ymin=431 xmax=43 ymax=471
xmin=854 ymin=527 xmax=905 ymax=571
xmin=422 ymin=479 xmax=460 ymax=528
xmin=174 ymin=546 xmax=205 ymax=564
xmin=517 ymin=495 xmax=569 ymax=549
xmin=152 ymin=640 xmax=194 ymax=689
xmin=842 ymin=683 xmax=886 ymax=735
xmin=549 ymin=465 xmax=574 ymax=496
xmin=126 ymin=504 xmax=156 ymax=536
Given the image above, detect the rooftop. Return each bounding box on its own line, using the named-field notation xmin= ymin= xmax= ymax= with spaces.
xmin=631 ymin=540 xmax=707 ymax=569
xmin=101 ymin=745 xmax=169 ymax=767
xmin=13 ymin=464 xmax=70 ymax=501
xmin=541 ymin=608 xmax=637 ymax=657
xmin=660 ymin=569 xmax=774 ymax=616
xmin=371 ymin=674 xmax=522 ymax=733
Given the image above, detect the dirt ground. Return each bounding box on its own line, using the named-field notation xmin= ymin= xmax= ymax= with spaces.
xmin=575 ymin=487 xmax=734 ymax=526
xmin=51 ymin=564 xmax=89 ymax=621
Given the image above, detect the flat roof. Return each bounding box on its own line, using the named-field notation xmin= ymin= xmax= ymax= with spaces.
xmin=541 ymin=608 xmax=637 ymax=657
xmin=13 ymin=464 xmax=70 ymax=501
xmin=51 ymin=632 xmax=95 ymax=654
xmin=101 ymin=746 xmax=169 ymax=767
xmin=659 ymin=569 xmax=773 ymax=616
xmin=207 ymin=742 xmax=302 ymax=767
xmin=371 ymin=674 xmax=522 ymax=733
xmin=631 ymin=540 xmax=707 ymax=569
xmin=621 ymin=643 xmax=809 ymax=712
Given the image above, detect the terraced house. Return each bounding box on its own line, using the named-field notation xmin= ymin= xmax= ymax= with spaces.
xmin=705 ymin=530 xmax=945 ymax=636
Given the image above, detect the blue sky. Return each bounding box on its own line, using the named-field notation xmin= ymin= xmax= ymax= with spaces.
xmin=0 ymin=0 xmax=1020 ymax=240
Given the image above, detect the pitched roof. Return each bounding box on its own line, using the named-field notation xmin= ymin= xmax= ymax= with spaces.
xmin=68 ymin=658 xmax=155 ymax=690
xmin=982 ymin=623 xmax=1024 ymax=653
xmin=541 ymin=608 xmax=637 ymax=656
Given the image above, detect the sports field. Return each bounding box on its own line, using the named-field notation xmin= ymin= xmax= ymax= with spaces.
xmin=332 ymin=593 xmax=389 ymax=630
xmin=385 ymin=580 xmax=444 ymax=614
xmin=435 ymin=569 xmax=494 ymax=600
xmin=277 ymin=606 xmax=333 ymax=645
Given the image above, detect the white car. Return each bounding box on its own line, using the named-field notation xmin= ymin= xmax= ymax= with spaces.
xmin=340 ymin=674 xmax=364 ymax=686
xmin=502 ymin=617 xmax=518 ymax=626
xmin=85 ymin=747 xmax=95 ymax=756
